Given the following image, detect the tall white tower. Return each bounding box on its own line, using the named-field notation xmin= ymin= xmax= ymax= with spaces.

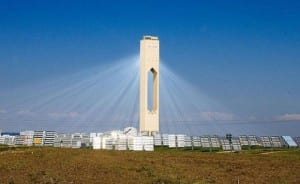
xmin=139 ymin=35 xmax=160 ymax=135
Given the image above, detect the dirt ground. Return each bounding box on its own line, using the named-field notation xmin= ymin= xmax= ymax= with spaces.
xmin=0 ymin=147 xmax=299 ymax=184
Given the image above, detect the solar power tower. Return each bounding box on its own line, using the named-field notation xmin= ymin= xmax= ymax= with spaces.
xmin=139 ymin=36 xmax=160 ymax=135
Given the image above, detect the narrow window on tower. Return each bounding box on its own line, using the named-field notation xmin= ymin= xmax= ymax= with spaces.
xmin=147 ymin=69 xmax=154 ymax=112
xmin=147 ymin=68 xmax=157 ymax=112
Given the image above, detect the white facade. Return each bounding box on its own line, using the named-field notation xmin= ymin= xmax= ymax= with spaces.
xmin=140 ymin=35 xmax=160 ymax=134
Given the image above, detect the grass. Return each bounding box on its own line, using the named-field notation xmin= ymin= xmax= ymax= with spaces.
xmin=0 ymin=147 xmax=299 ymax=183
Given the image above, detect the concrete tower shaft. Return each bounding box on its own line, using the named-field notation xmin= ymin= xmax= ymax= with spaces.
xmin=139 ymin=36 xmax=160 ymax=134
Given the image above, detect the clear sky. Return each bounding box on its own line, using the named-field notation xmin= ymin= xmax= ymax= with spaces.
xmin=0 ymin=1 xmax=300 ymax=133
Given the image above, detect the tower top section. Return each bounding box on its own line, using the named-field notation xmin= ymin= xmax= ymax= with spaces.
xmin=143 ymin=35 xmax=159 ymax=40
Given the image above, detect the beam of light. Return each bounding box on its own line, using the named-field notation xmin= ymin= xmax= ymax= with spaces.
xmin=159 ymin=61 xmax=230 ymax=135
xmin=0 ymin=55 xmax=140 ymax=132
xmin=1 ymin=55 xmax=299 ymax=136
xmin=2 ymin=54 xmax=225 ymax=133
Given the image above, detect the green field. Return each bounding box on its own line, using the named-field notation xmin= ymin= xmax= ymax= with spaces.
xmin=0 ymin=147 xmax=299 ymax=183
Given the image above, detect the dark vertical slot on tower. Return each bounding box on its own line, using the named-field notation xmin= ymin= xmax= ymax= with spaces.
xmin=147 ymin=69 xmax=154 ymax=111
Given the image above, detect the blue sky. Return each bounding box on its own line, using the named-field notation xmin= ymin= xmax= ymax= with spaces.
xmin=0 ymin=0 xmax=300 ymax=133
